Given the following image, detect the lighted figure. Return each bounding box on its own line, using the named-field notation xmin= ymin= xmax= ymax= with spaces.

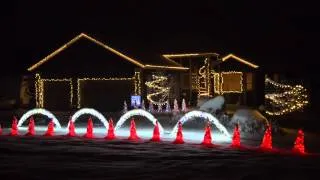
xmin=157 ymin=104 xmax=162 ymax=113
xmin=25 ymin=117 xmax=35 ymax=136
xmin=231 ymin=124 xmax=241 ymax=147
xmin=10 ymin=116 xmax=18 ymax=136
xmin=141 ymin=100 xmax=146 ymax=110
xmin=260 ymin=124 xmax=272 ymax=150
xmin=105 ymin=118 xmax=115 ymax=140
xmin=165 ymin=100 xmax=171 ymax=112
xmin=84 ymin=118 xmax=94 ymax=138
xmin=181 ymin=98 xmax=187 ymax=113
xmin=173 ymin=99 xmax=179 ymax=113
xmin=148 ymin=101 xmax=154 ymax=113
xmin=123 ymin=101 xmax=128 ymax=114
xmin=67 ymin=120 xmax=76 ymax=137
xmin=292 ymin=129 xmax=305 ymax=154
xmin=151 ymin=120 xmax=160 ymax=142
xmin=128 ymin=119 xmax=139 ymax=140
xmin=201 ymin=123 xmax=212 ymax=145
xmin=173 ymin=121 xmax=184 ymax=144
xmin=44 ymin=120 xmax=54 ymax=136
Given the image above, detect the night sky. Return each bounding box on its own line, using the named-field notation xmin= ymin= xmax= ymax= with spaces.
xmin=5 ymin=1 xmax=320 ymax=108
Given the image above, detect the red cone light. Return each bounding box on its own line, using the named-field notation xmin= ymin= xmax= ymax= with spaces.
xmin=173 ymin=121 xmax=184 ymax=144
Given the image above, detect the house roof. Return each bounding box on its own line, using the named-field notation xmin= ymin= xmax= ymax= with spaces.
xmin=162 ymin=52 xmax=259 ymax=69
xmin=27 ymin=33 xmax=189 ymax=72
xmin=162 ymin=52 xmax=219 ymax=59
xmin=221 ymin=53 xmax=259 ymax=69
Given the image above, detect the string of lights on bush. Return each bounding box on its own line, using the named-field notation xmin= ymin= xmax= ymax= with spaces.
xmin=264 ymin=77 xmax=308 ymax=116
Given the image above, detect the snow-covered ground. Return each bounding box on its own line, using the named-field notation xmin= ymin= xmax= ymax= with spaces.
xmin=1 ymin=127 xmax=320 ymax=179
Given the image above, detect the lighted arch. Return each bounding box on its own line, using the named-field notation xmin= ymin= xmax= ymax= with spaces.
xmin=171 ymin=110 xmax=230 ymax=138
xmin=17 ymin=108 xmax=62 ymax=128
xmin=115 ymin=109 xmax=164 ymax=135
xmin=69 ymin=108 xmax=109 ymax=129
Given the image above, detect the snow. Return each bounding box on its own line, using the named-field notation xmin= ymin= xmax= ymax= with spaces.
xmin=1 ymin=126 xmax=320 ymax=179
xmin=199 ymin=96 xmax=225 ymax=113
xmin=230 ymin=109 xmax=268 ymax=134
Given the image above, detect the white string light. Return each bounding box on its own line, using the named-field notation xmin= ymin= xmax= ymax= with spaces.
xmin=265 ymin=77 xmax=308 ymax=116
xmin=145 ymin=75 xmax=170 ymax=106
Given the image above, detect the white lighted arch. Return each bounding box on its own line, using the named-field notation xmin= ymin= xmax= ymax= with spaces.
xmin=17 ymin=108 xmax=61 ymax=128
xmin=171 ymin=110 xmax=230 ymax=138
xmin=69 ymin=108 xmax=109 ymax=129
xmin=115 ymin=109 xmax=164 ymax=135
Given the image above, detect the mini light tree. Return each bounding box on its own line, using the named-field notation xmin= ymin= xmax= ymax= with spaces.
xmin=173 ymin=99 xmax=179 ymax=113
xmin=123 ymin=101 xmax=128 ymax=114
xmin=141 ymin=100 xmax=146 ymax=110
xmin=165 ymin=100 xmax=171 ymax=112
xmin=157 ymin=104 xmax=162 ymax=113
xmin=148 ymin=101 xmax=154 ymax=113
xmin=181 ymin=98 xmax=187 ymax=113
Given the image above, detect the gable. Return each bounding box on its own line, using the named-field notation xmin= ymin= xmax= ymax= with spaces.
xmin=30 ymin=37 xmax=141 ymax=77
xmin=221 ymin=54 xmax=259 ymax=69
xmin=27 ymin=33 xmax=188 ymax=74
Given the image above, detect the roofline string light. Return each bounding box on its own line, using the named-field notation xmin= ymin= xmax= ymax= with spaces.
xmin=221 ymin=54 xmax=259 ymax=69
xmin=27 ymin=33 xmax=188 ymax=72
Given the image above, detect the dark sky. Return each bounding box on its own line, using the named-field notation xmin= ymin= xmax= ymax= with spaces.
xmin=10 ymin=1 xmax=319 ymax=72
xmin=4 ymin=0 xmax=319 ymax=78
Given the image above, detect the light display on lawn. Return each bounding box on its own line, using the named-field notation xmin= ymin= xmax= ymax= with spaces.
xmin=1 ymin=108 xmax=309 ymax=155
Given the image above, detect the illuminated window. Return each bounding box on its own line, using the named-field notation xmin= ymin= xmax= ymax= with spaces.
xmin=221 ymin=72 xmax=243 ymax=93
xmin=246 ymin=73 xmax=253 ymax=91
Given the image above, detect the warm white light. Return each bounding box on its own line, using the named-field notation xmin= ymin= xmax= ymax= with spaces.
xmin=265 ymin=77 xmax=308 ymax=116
xmin=145 ymin=75 xmax=170 ymax=106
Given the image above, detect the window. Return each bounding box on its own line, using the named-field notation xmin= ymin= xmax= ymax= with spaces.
xmin=221 ymin=72 xmax=243 ymax=93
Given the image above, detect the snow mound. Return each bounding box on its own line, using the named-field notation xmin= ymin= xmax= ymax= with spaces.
xmin=230 ymin=109 xmax=268 ymax=134
xmin=199 ymin=96 xmax=225 ymax=113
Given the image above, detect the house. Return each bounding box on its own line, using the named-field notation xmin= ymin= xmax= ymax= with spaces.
xmin=25 ymin=33 xmax=262 ymax=112
xmin=162 ymin=53 xmax=264 ymax=108
xmin=26 ymin=33 xmax=188 ymax=111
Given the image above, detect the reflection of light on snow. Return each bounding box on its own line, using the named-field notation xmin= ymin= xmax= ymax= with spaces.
xmin=115 ymin=109 xmax=164 ymax=135
xmin=8 ymin=127 xmax=231 ymax=143
xmin=70 ymin=108 xmax=109 ymax=130
xmin=171 ymin=110 xmax=230 ymax=138
xmin=17 ymin=108 xmax=61 ymax=129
